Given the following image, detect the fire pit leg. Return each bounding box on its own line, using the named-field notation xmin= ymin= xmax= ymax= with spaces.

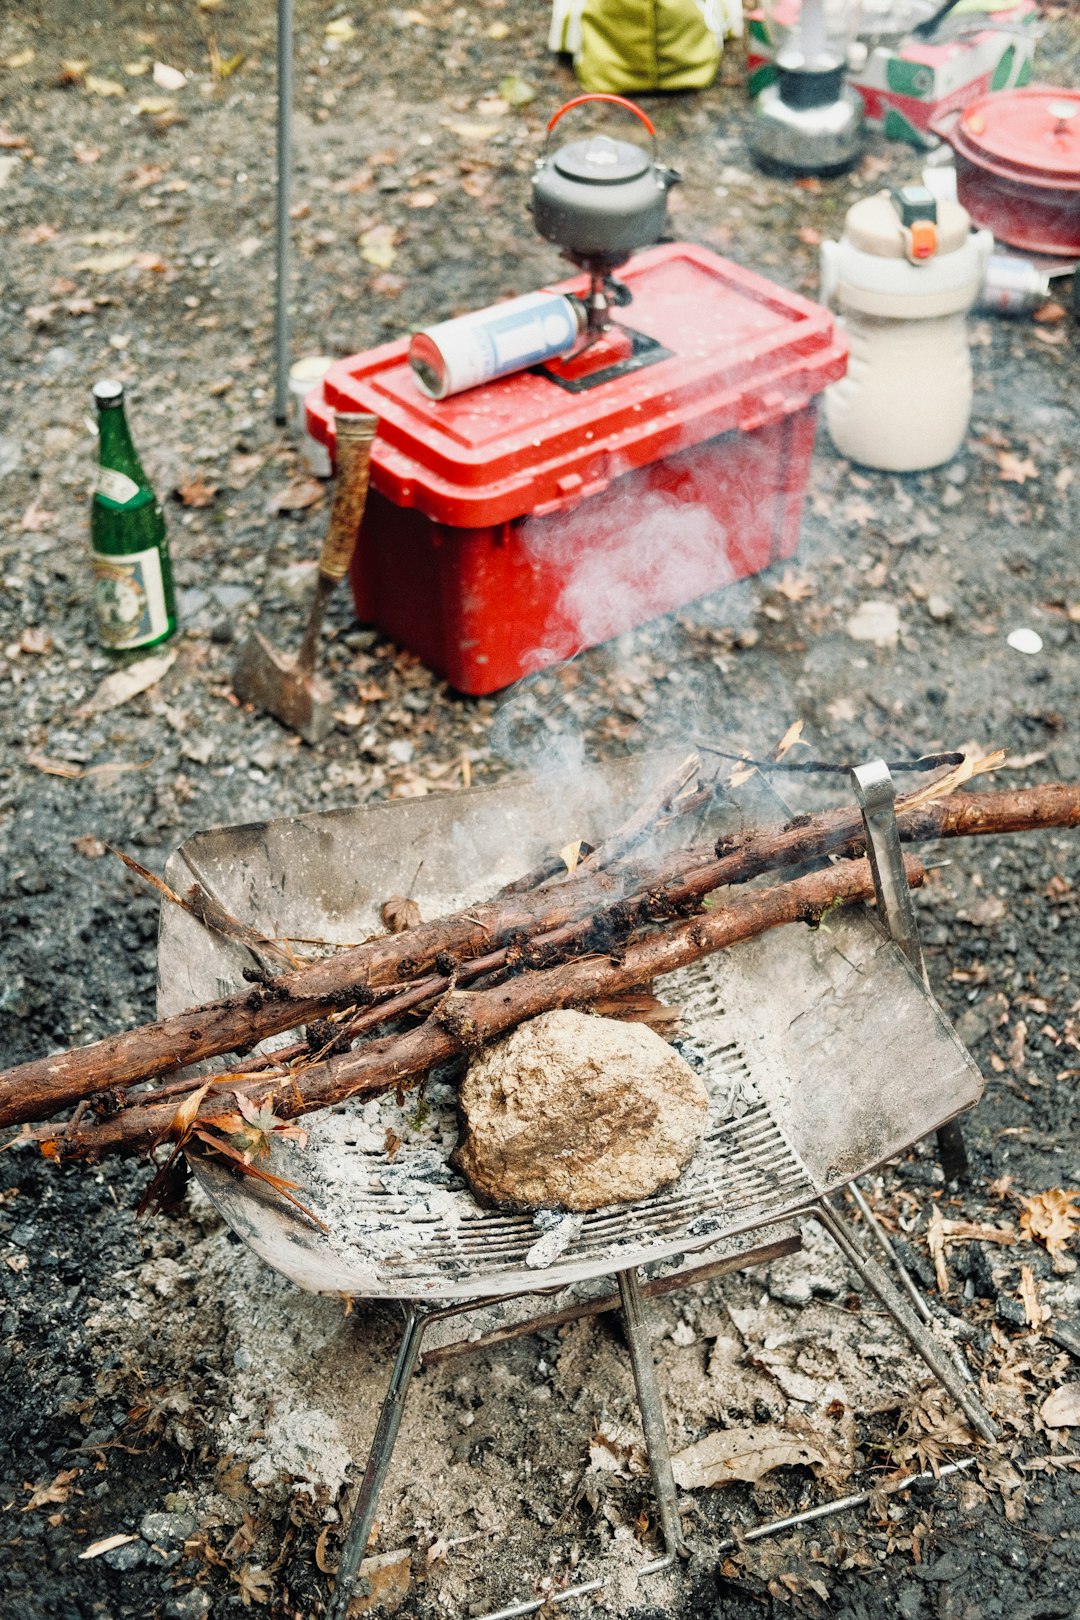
xmin=816 ymin=1201 xmax=997 ymax=1443
xmin=616 ymin=1267 xmax=691 ymax=1562
xmin=851 ymin=759 xmax=971 ymax=1184
xmin=326 ymin=1302 xmax=432 ymax=1620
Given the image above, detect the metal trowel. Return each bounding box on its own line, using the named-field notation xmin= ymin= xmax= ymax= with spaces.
xmin=233 ymin=411 xmax=378 ymax=744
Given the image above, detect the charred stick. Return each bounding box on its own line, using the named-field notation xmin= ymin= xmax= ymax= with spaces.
xmin=2 ymin=782 xmax=1078 ymax=1131
xmin=39 ymin=854 xmax=920 ymax=1161
xmin=496 ymin=750 xmax=699 ymax=895
xmin=697 ymin=746 xmax=966 ymax=776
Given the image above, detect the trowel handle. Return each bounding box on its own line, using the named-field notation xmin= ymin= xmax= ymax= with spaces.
xmin=318 ymin=412 xmax=379 ymax=583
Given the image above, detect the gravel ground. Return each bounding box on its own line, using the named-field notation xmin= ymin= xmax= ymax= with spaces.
xmin=1 ymin=2 xmax=1079 ymax=1617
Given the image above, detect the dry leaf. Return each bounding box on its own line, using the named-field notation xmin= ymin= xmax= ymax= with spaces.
xmin=175 ymin=472 xmax=219 ymax=508
xmin=135 ymin=96 xmax=175 ymax=118
xmin=324 ymin=16 xmax=355 ymax=39
xmin=996 ymin=450 xmax=1039 ymax=484
xmin=85 ymin=74 xmax=124 ymax=97
xmin=74 ymin=250 xmax=137 ymax=274
xmin=5 ymin=1252 xmax=28 ymax=1273
xmin=2 ymin=48 xmax=35 ymax=69
xmin=1041 ymin=1384 xmax=1080 ymax=1428
xmin=672 ymin=1425 xmax=836 ymax=1490
xmin=499 ymin=74 xmax=536 ymax=107
xmin=727 ymin=760 xmax=756 ymax=788
xmin=23 ymin=1468 xmax=79 ymax=1511
xmin=406 ymin=190 xmax=438 ymax=209
xmin=774 ymin=719 xmax=804 ymax=761
xmin=775 ymin=569 xmax=814 ymax=603
xmin=381 ymin=894 xmax=422 ymax=933
xmin=123 ymin=60 xmax=150 ymax=76
xmin=589 ymin=1424 xmax=649 ymax=1478
xmin=1019 ymin=1189 xmax=1080 ymax=1256
xmin=559 ymin=838 xmax=586 ymax=874
xmin=445 ymin=120 xmax=502 ymax=142
xmin=233 ymin=1565 xmax=274 ymax=1607
xmin=72 ymin=834 xmax=107 ymax=859
xmin=75 ymin=648 xmax=177 ymax=716
xmin=267 ymin=478 xmax=324 ymax=514
xmin=25 ymin=752 xmax=83 ymax=779
xmin=359 ymin=222 xmax=398 ymax=269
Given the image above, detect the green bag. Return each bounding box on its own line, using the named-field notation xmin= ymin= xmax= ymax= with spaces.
xmin=553 ymin=0 xmax=725 ymax=94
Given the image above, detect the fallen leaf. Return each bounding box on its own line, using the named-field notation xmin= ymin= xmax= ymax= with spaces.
xmin=445 ymin=120 xmax=503 ymax=142
xmin=85 ymin=74 xmax=124 ymax=97
xmin=174 ymin=472 xmax=219 ymax=508
xmin=1020 ymin=1189 xmax=1080 ymax=1256
xmin=2 ymin=48 xmax=35 ymax=68
xmin=123 ymin=60 xmax=150 ymax=76
xmin=405 ymin=189 xmax=438 ymax=209
xmin=0 ymin=130 xmax=30 ymax=148
xmin=672 ymin=1425 xmax=836 ymax=1490
xmin=499 ymin=74 xmax=536 ymax=107
xmin=324 ymin=16 xmax=355 ymax=39
xmin=1041 ymin=1385 xmax=1080 ymax=1428
xmin=996 ymin=450 xmax=1039 ymax=484
xmin=74 ymin=250 xmax=137 ymax=274
xmin=23 ymin=1469 xmax=79 ymax=1511
xmin=73 ymin=143 xmax=101 ymax=164
xmin=267 ymin=478 xmax=324 ymax=514
xmin=486 ymin=20 xmax=510 ymax=37
xmin=75 ymin=648 xmax=178 ymax=716
xmin=5 ymin=1253 xmax=28 ymax=1273
xmin=588 ymin=1423 xmax=648 ymax=1477
xmin=56 ymin=59 xmax=89 ymax=85
xmin=233 ymin=1565 xmax=274 ymax=1607
xmin=381 ymin=895 xmax=422 ymax=933
xmin=79 ymin=1532 xmax=140 ymax=1560
xmin=359 ymin=222 xmax=398 ymax=269
xmin=72 ymin=834 xmax=107 ymax=859
xmin=135 ymin=97 xmax=175 ymax=118
xmin=774 ymin=719 xmax=804 ymax=761
xmin=560 ymin=838 xmax=587 ymax=874
xmin=152 ymin=61 xmax=186 ymax=91
xmin=214 ymin=51 xmax=245 ymax=79
xmin=727 ymin=760 xmax=756 ymax=788
xmin=775 ymin=568 xmax=814 ymax=603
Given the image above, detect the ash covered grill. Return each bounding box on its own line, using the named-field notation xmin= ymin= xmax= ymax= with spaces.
xmin=158 ymin=755 xmax=993 ymax=1617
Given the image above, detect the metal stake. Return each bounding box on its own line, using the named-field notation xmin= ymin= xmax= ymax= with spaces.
xmin=274 ymin=0 xmax=293 ymax=423
xmin=850 ymin=760 xmax=970 ymax=1183
xmin=327 ymin=1303 xmax=431 ymax=1620
xmin=617 ymin=1267 xmax=690 ymax=1560
xmin=816 ymin=1201 xmax=997 ymax=1443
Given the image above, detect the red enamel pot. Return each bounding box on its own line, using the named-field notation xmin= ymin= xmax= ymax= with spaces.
xmin=931 ymin=86 xmax=1080 ymax=257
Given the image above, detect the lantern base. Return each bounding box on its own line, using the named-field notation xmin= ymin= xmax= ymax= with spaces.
xmin=748 ymin=78 xmax=864 ymax=175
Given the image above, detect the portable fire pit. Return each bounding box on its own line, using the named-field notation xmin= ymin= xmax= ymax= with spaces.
xmin=157 ymin=755 xmax=995 ymax=1617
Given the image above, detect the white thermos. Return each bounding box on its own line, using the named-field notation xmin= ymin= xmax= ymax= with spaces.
xmin=820 ymin=185 xmax=992 ymax=472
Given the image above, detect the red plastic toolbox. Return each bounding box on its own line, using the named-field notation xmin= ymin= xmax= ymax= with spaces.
xmin=308 ymin=242 xmax=846 ymax=695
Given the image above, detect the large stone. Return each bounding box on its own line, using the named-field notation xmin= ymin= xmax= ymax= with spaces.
xmin=452 ymin=1010 xmax=709 ymax=1213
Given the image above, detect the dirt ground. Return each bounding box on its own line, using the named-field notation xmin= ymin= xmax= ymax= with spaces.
xmin=2 ymin=1 xmax=1080 ymax=1617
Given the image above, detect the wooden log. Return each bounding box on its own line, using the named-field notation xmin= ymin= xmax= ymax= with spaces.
xmin=2 ymin=781 xmax=1077 ymax=1131
xmin=37 ymin=853 xmax=920 ymax=1160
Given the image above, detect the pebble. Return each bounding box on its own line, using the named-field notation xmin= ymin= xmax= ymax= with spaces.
xmin=927 ymin=594 xmax=954 ymax=622
xmin=846 ymin=600 xmax=900 ymax=648
xmin=103 ymin=1538 xmax=146 ymax=1571
xmin=164 ymin=1591 xmax=212 ymax=1620
xmin=140 ymin=1509 xmax=198 ymax=1545
xmin=0 ymin=436 xmax=20 ymax=479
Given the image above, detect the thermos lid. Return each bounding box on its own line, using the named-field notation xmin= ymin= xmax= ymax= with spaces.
xmin=552 ymin=134 xmax=651 ymax=186
xmin=844 ymin=189 xmax=971 ymax=259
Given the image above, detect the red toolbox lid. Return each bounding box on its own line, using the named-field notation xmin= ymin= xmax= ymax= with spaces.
xmin=308 ymin=241 xmax=846 ymax=530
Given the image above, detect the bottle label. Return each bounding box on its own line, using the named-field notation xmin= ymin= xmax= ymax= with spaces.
xmin=91 ymin=545 xmax=170 ymax=649
xmin=96 ymin=467 xmax=141 ymax=505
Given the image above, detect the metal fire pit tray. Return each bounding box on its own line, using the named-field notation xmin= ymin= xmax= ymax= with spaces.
xmin=157 ymin=754 xmax=983 ymax=1303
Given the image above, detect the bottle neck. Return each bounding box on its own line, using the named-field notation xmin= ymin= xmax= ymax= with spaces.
xmin=97 ymin=404 xmax=147 ymax=485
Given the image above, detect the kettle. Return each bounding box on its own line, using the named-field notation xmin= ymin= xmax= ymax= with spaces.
xmin=531 ymin=95 xmax=681 ymax=272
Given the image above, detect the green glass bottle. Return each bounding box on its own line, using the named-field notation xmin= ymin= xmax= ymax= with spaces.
xmin=90 ymin=379 xmax=177 ymax=651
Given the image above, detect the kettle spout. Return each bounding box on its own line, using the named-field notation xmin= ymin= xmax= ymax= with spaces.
xmin=658 ymin=165 xmax=682 ymax=192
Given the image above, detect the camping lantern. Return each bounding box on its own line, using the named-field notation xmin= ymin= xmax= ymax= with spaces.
xmin=749 ymin=0 xmax=864 ymax=174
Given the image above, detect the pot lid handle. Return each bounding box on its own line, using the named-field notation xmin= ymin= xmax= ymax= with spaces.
xmin=543 ymin=94 xmax=659 ymax=163
xmin=1048 ymin=99 xmax=1079 ymax=135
